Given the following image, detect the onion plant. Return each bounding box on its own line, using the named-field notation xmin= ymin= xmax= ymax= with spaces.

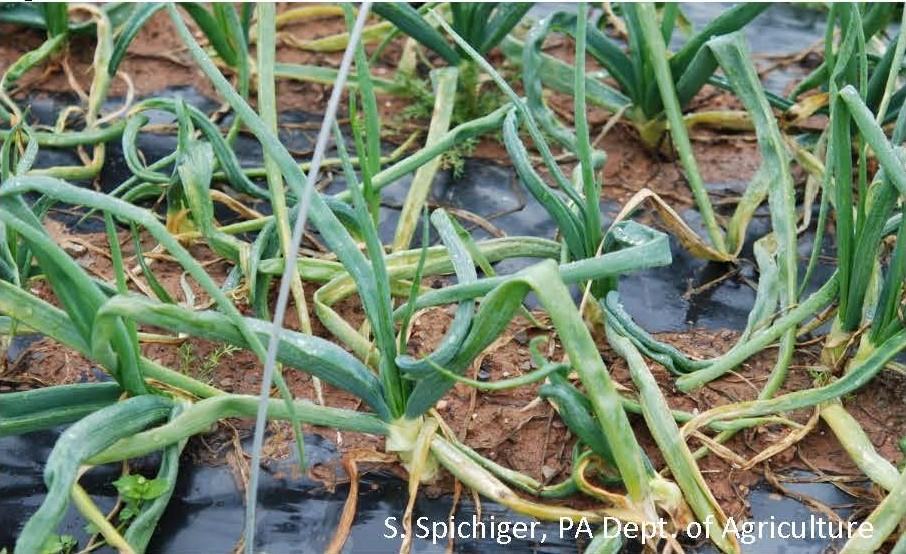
xmin=810 ymin=10 xmax=906 ymax=548
xmin=372 ymin=2 xmax=531 ymax=120
xmin=788 ymin=3 xmax=903 ymax=121
xmin=502 ymin=3 xmax=779 ymax=147
xmin=0 ymin=2 xmax=251 ymax=182
xmin=517 ymin=4 xmax=796 ymax=262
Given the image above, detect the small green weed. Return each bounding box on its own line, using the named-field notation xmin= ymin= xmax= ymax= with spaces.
xmin=113 ymin=474 xmax=171 ymax=524
xmin=177 ymin=341 xmax=240 ymax=384
xmin=39 ymin=535 xmax=76 ymax=554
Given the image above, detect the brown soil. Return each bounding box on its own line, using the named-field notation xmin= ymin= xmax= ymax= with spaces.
xmin=0 ymin=2 xmax=885 ymax=546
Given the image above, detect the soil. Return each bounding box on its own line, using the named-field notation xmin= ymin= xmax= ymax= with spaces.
xmin=0 ymin=1 xmax=887 ymax=546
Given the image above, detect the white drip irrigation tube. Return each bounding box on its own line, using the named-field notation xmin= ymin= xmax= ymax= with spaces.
xmin=244 ymin=4 xmax=373 ymax=552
